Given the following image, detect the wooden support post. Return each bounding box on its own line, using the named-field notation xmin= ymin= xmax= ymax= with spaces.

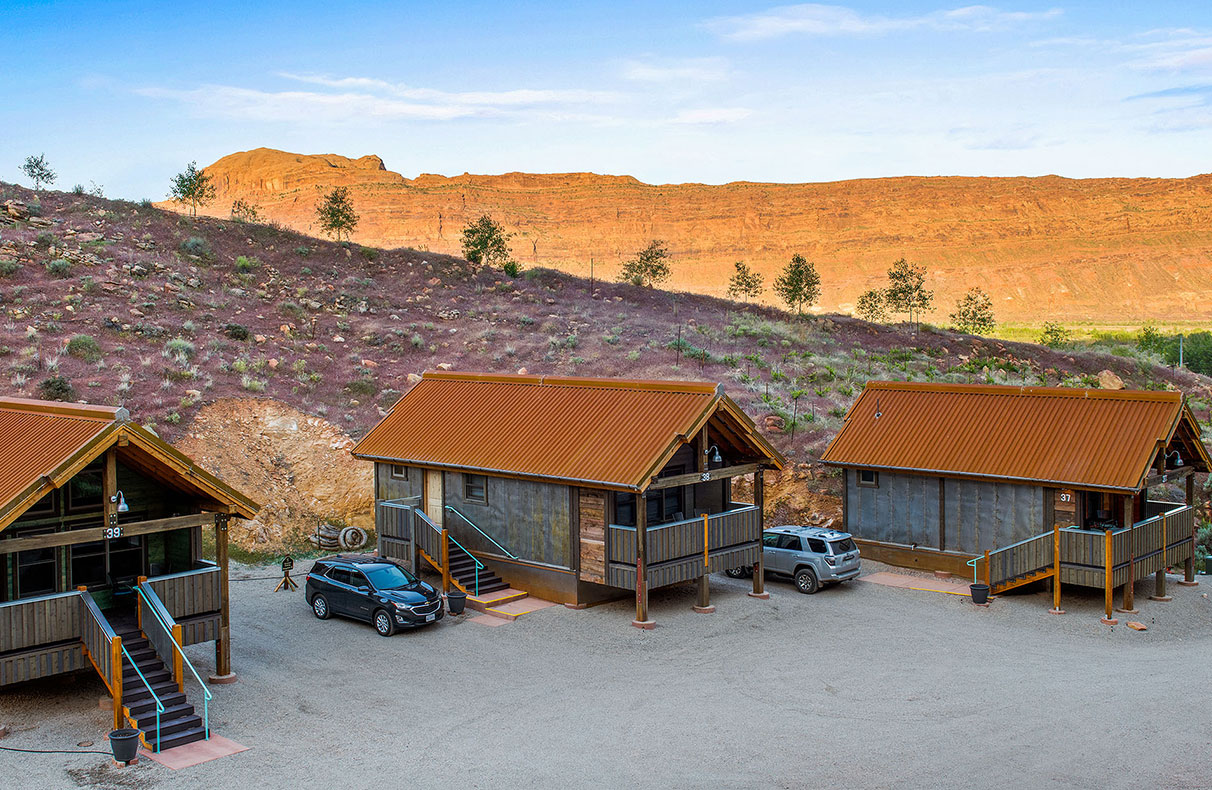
xmin=749 ymin=469 xmax=769 ymax=599
xmin=441 ymin=528 xmax=451 ymax=594
xmin=1049 ymin=525 xmax=1064 ymax=614
xmin=1118 ymin=497 xmax=1137 ymax=613
xmin=136 ymin=575 xmax=146 ymax=630
xmin=693 ymin=513 xmax=715 ymax=613
xmin=209 ymin=514 xmax=236 ymax=684
xmin=1151 ymin=515 xmax=1172 ymax=601
xmin=632 ymin=492 xmax=653 ymax=628
xmin=111 ymin=635 xmax=123 ymax=730
xmin=172 ymin=624 xmax=184 ymax=692
xmin=1180 ymin=475 xmax=1199 ymax=586
xmin=1100 ymin=529 xmax=1117 ymax=625
xmin=983 ymin=550 xmax=991 ymax=589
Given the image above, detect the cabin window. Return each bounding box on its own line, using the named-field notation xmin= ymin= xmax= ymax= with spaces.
xmin=67 ymin=468 xmax=104 ymax=512
xmin=70 ymin=540 xmax=107 ymax=589
xmin=857 ymin=469 xmax=879 ymax=488
xmin=614 ymin=487 xmax=685 ymax=527
xmin=464 ymin=474 xmax=488 ymax=504
xmin=16 ymin=530 xmax=57 ymax=598
xmin=389 ymin=464 xmax=409 ymax=481
xmin=23 ymin=491 xmax=56 ymax=518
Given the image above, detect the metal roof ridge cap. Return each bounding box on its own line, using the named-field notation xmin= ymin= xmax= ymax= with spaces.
xmin=859 ymin=380 xmax=1182 ymax=401
xmin=0 ymin=396 xmax=122 ymax=421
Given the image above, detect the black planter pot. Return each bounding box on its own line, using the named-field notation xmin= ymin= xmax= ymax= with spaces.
xmin=970 ymin=583 xmax=990 ymax=605
xmin=446 ymin=590 xmax=467 ymax=615
xmin=109 ymin=728 xmax=141 ymax=764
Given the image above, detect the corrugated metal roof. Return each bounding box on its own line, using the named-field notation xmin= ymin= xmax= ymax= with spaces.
xmin=0 ymin=396 xmax=260 ymax=529
xmin=0 ymin=398 xmax=117 ymax=513
xmin=352 ymin=372 xmax=783 ymax=490
xmin=820 ymin=382 xmax=1210 ymax=491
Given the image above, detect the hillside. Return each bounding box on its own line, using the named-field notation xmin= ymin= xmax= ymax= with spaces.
xmin=5 ymin=183 xmax=1210 ymax=553
xmin=178 ymin=147 xmax=1212 ymax=328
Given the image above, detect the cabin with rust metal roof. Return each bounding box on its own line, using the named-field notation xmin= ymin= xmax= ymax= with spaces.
xmin=0 ymin=396 xmax=259 ymax=750
xmin=821 ymin=382 xmax=1210 ymax=616
xmin=352 ymin=371 xmax=785 ymax=625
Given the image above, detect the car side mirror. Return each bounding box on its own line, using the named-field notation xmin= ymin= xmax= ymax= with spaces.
xmin=357 ymin=586 xmax=370 ymax=594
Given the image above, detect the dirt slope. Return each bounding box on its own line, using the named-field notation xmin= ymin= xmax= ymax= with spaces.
xmin=180 ymin=147 xmax=1212 ymax=326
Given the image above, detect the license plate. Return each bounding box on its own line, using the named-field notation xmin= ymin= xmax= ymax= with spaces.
xmin=425 ymin=613 xmax=435 ymax=622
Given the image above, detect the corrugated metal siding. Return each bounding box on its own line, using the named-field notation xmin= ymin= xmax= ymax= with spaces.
xmin=847 ymin=472 xmax=940 ymax=547
xmin=353 ymin=373 xmax=721 ymax=490
xmin=822 ymin=382 xmax=1203 ymax=491
xmin=943 ymin=479 xmax=1044 ymax=553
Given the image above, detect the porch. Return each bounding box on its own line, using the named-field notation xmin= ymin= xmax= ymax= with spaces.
xmin=606 ymin=504 xmax=761 ymax=590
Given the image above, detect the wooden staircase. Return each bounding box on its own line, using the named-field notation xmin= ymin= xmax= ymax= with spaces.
xmin=111 ymin=619 xmax=209 ymax=752
xmin=990 ymin=566 xmax=1054 ymax=595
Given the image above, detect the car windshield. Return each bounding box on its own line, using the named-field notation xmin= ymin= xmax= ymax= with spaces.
xmin=363 ymin=563 xmax=417 ymax=590
xmin=830 ymin=538 xmax=856 ymax=554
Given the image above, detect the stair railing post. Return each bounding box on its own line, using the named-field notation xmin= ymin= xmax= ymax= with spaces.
xmin=172 ymin=623 xmax=185 ymax=692
xmin=1101 ymin=529 xmax=1117 ymax=625
xmin=441 ymin=528 xmax=451 ymax=594
xmin=111 ymin=635 xmax=123 ymax=731
xmin=983 ymin=550 xmax=991 ymax=589
xmin=1050 ymin=525 xmax=1064 ymax=614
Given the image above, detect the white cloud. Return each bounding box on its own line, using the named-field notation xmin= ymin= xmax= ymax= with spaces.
xmin=668 ymin=107 xmax=752 ymax=124
xmin=705 ymin=3 xmax=1061 ymax=42
xmin=621 ymin=57 xmax=731 ymax=83
xmin=277 ymin=72 xmax=619 ymax=106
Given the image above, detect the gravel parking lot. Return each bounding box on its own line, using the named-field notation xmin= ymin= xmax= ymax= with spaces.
xmin=3 ymin=563 xmax=1211 ymax=790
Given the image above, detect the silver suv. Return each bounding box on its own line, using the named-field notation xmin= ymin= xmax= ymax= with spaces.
xmin=727 ymin=526 xmax=861 ymax=594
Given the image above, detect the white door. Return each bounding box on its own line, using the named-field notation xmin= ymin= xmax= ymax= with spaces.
xmin=425 ymin=470 xmax=444 ymax=527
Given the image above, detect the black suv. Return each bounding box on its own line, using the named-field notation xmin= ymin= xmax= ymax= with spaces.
xmin=306 ymin=555 xmax=444 ymax=636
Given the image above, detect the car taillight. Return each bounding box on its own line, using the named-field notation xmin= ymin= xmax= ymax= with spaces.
xmin=824 ymin=556 xmax=836 ymax=566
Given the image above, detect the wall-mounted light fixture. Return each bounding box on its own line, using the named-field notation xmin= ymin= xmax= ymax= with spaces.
xmin=110 ymin=491 xmax=129 ymax=513
xmin=704 ymin=444 xmax=722 ymax=465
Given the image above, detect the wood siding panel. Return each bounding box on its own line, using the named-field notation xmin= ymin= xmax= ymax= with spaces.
xmin=148 ymin=566 xmax=220 ymax=619
xmin=0 ymin=591 xmax=82 ymax=653
xmin=578 ymin=489 xmax=607 ymax=584
xmin=0 ymin=642 xmax=84 ymax=685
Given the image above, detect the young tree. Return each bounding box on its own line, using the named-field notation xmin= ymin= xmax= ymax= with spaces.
xmin=855 ymin=288 xmax=888 ymax=323
xmin=772 ymin=254 xmax=821 ymax=316
xmin=315 ymin=186 xmax=359 ymax=242
xmin=230 ymin=198 xmax=261 ymax=223
xmin=949 ymin=287 xmax=996 ymax=335
xmin=617 ymin=240 xmax=672 ymax=287
xmin=884 ymin=258 xmax=934 ymax=332
xmin=1039 ymin=321 xmax=1071 ymax=349
xmin=460 ymin=214 xmax=513 ymax=267
xmin=21 ymin=154 xmax=56 ymax=192
xmin=727 ymin=261 xmax=764 ymax=302
xmin=169 ymin=161 xmax=216 ymax=218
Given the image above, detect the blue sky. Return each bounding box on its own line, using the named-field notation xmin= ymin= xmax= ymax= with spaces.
xmin=3 ymin=1 xmax=1211 ymax=198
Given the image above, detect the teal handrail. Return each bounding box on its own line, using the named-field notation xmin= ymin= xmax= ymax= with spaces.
xmin=444 ymin=532 xmax=483 ymax=595
xmin=134 ymin=584 xmax=212 ymax=742
xmin=966 ymin=556 xmax=981 ymax=585
xmin=444 ymin=506 xmax=519 ymax=559
xmin=122 ymin=643 xmax=164 ymax=753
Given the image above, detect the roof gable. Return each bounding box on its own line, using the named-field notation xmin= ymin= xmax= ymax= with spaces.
xmin=0 ymin=397 xmax=260 ymax=530
xmin=820 ymin=382 xmax=1210 ymax=491
xmin=352 ymin=372 xmax=784 ymax=490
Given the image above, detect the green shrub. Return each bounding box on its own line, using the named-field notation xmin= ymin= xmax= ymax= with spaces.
xmin=234 ymin=255 xmax=259 ymax=273
xmin=46 ymin=259 xmax=72 ymax=278
xmin=503 ymin=260 xmax=521 ymax=278
xmin=0 ymin=260 xmax=20 ymax=277
xmin=294 ymin=246 xmax=311 ymax=257
xmin=280 ymin=301 xmax=305 ymax=319
xmin=179 ymin=236 xmax=211 ymax=258
xmin=1040 ymin=321 xmax=1071 ymax=349
xmin=38 ymin=375 xmax=76 ymax=401
xmin=223 ymin=323 xmax=251 ymax=341
xmin=345 ymin=378 xmax=379 ymax=396
xmin=71 ymin=184 xmax=85 ymax=195
xmin=240 ymin=374 xmax=267 ymax=392
xmin=66 ymin=334 xmax=102 ymax=362
xmin=35 ymin=232 xmax=57 ymax=248
xmin=164 ymin=338 xmax=196 ymax=361
xmin=358 ymin=247 xmax=379 ymax=262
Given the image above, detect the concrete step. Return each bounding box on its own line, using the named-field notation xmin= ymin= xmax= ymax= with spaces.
xmin=466 ymin=587 xmax=529 ymax=612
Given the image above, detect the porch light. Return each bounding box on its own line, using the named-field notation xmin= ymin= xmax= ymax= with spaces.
xmin=110 ymin=491 xmax=129 ymax=513
xmin=705 ymin=445 xmax=722 ymax=465
xmin=1166 ymin=450 xmax=1183 ymax=468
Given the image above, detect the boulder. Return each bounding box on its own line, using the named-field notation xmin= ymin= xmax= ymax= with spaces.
xmin=1097 ymin=369 xmax=1124 ymax=390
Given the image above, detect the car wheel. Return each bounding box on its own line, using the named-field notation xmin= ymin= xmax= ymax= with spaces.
xmin=794 ymin=567 xmax=820 ymax=595
xmin=724 ymin=567 xmax=748 ymax=579
xmin=373 ymin=609 xmax=395 ymax=637
xmin=311 ymin=594 xmax=331 ymax=620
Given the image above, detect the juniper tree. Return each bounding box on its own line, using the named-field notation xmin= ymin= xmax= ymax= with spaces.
xmin=617 ymin=240 xmax=672 ymax=288
xmin=21 ymin=154 xmax=56 ymax=192
xmin=460 ymin=214 xmax=513 ymax=267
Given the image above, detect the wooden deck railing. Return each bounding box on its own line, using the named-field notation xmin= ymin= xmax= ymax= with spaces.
xmin=79 ymin=590 xmax=124 ymax=729
xmin=983 ymin=531 xmax=1054 ymax=593
xmin=148 ymin=562 xmax=220 ymax=620
xmin=608 ymin=505 xmax=761 ymax=566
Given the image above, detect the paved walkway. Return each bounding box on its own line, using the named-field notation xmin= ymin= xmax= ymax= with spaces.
xmin=857 ymin=571 xmax=972 ymax=596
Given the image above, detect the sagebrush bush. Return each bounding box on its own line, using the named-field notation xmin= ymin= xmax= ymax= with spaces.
xmin=38 ymin=375 xmax=76 ymax=401
xmin=223 ymin=323 xmax=251 ymax=341
xmin=179 ymin=236 xmax=211 ymax=258
xmin=164 ymin=338 xmax=196 ymax=361
xmin=66 ymin=334 xmax=102 ymax=362
xmin=45 ymin=259 xmax=72 ymax=278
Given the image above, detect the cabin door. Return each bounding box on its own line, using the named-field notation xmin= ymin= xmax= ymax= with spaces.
xmin=425 ymin=470 xmax=444 ymax=527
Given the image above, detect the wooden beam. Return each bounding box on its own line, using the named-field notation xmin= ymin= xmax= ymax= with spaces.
xmin=647 ymin=463 xmax=763 ymax=492
xmin=632 ymin=491 xmax=651 ymax=627
xmin=103 ymin=448 xmax=117 ymax=530
xmin=1120 ymin=495 xmax=1136 ymax=613
xmin=749 ymin=469 xmax=767 ymax=598
xmin=1143 ymin=466 xmax=1194 ymax=488
xmin=0 ymin=512 xmax=215 ymax=555
xmin=212 ymin=514 xmax=234 ymax=681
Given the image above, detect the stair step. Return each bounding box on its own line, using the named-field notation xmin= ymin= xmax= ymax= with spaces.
xmin=126 ymin=689 xmax=185 ymax=716
xmin=135 ymin=702 xmax=196 ymax=729
xmin=141 ymin=713 xmax=202 ymax=740
xmin=147 ymin=725 xmax=209 ymax=752
xmin=124 ymin=668 xmax=171 ymax=687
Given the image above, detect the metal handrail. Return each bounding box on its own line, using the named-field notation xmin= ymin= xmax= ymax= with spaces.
xmin=134 ymin=584 xmax=211 ymax=742
xmin=445 ymin=532 xmax=483 ymax=596
xmin=121 ymin=643 xmax=165 ymax=753
xmin=444 ymin=506 xmax=519 ymax=559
